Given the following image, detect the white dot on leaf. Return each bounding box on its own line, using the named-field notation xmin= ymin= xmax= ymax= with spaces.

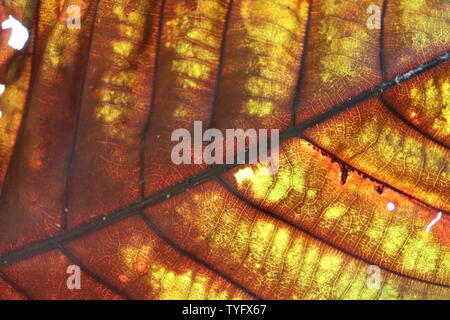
xmin=387 ymin=202 xmax=395 ymax=211
xmin=1 ymin=15 xmax=29 ymax=50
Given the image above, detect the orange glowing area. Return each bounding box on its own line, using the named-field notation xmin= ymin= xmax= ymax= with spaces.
xmin=0 ymin=0 xmax=448 ymax=301
xmin=135 ymin=261 xmax=148 ymax=273
xmin=118 ymin=274 xmax=129 ymax=283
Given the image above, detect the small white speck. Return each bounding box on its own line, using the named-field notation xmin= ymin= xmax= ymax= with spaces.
xmin=102 ymin=216 xmax=107 ymax=220
xmin=2 ymin=15 xmax=29 ymax=50
xmin=166 ymin=194 xmax=170 ymax=199
xmin=426 ymin=212 xmax=442 ymax=233
xmin=387 ymin=202 xmax=395 ymax=211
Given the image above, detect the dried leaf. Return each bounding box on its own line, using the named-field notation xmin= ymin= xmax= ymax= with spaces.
xmin=0 ymin=0 xmax=448 ymax=300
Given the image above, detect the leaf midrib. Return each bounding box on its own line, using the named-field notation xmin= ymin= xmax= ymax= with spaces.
xmin=0 ymin=51 xmax=448 ymax=282
xmin=0 ymin=0 xmax=448 ymax=297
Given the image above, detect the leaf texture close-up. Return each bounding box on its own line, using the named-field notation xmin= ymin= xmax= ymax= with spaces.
xmin=0 ymin=0 xmax=449 ymax=300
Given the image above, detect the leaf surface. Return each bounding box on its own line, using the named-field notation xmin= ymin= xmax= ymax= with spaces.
xmin=0 ymin=0 xmax=448 ymax=299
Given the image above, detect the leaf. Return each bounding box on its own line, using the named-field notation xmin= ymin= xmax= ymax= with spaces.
xmin=0 ymin=0 xmax=448 ymax=300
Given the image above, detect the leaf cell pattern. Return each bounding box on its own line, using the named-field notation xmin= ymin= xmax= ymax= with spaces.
xmin=0 ymin=0 xmax=449 ymax=300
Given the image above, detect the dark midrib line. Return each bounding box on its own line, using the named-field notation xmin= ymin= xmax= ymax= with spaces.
xmin=0 ymin=51 xmax=448 ymax=270
xmin=298 ymin=134 xmax=449 ymax=215
xmin=140 ymin=0 xmax=167 ymax=201
xmin=58 ymin=245 xmax=132 ymax=300
xmin=214 ymin=176 xmax=450 ymax=289
xmin=0 ymin=0 xmax=41 ymax=201
xmin=291 ymin=0 xmax=313 ymax=126
xmin=376 ymin=1 xmax=447 ymax=150
xmin=377 ymin=0 xmax=448 ymax=151
xmin=62 ymin=0 xmax=101 ymax=230
xmin=208 ymin=0 xmax=234 ymax=129
xmin=376 ymin=2 xmax=449 ymax=207
xmin=379 ymin=96 xmax=449 ymax=150
xmin=138 ymin=213 xmax=262 ymax=299
xmin=0 ymin=270 xmax=33 ymax=300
